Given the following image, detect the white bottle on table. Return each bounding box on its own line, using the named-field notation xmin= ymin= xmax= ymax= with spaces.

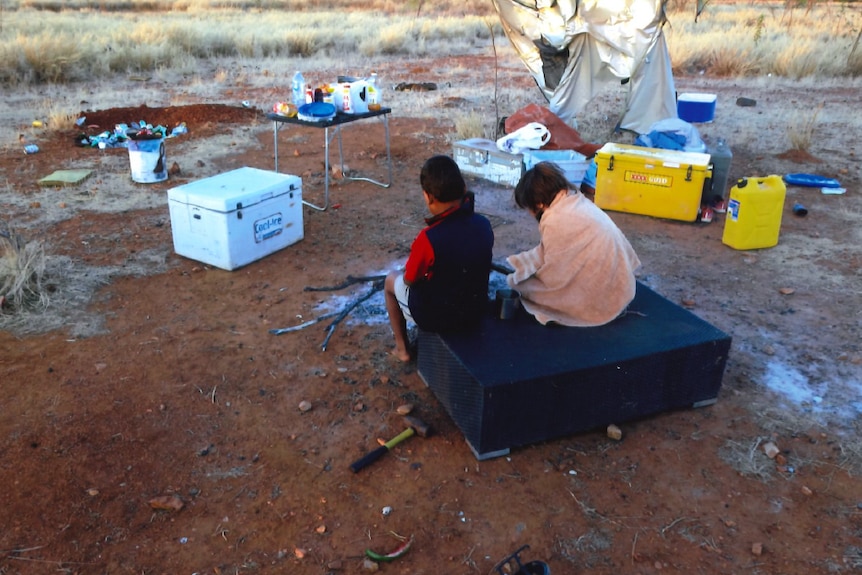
xmin=367 ymin=72 xmax=381 ymax=108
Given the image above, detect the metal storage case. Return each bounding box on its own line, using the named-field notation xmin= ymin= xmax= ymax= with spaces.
xmin=594 ymin=142 xmax=712 ymax=222
xmin=453 ymin=138 xmax=524 ymax=187
xmin=167 ymin=167 xmax=303 ymax=270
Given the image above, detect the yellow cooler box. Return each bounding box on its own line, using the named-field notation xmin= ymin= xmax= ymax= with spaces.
xmin=594 ymin=143 xmax=712 ymax=222
xmin=722 ymin=175 xmax=786 ymax=250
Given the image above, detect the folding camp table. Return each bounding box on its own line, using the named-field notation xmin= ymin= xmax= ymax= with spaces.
xmin=266 ymin=107 xmax=392 ymax=211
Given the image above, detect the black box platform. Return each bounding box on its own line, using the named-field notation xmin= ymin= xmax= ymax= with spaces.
xmin=417 ymin=282 xmax=731 ymax=460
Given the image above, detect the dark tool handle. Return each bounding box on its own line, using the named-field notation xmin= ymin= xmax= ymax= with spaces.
xmin=491 ymin=261 xmax=514 ymax=275
xmin=350 ymin=445 xmax=388 ymax=473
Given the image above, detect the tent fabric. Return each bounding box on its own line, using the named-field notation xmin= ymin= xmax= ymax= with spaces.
xmin=492 ymin=0 xmax=678 ymax=136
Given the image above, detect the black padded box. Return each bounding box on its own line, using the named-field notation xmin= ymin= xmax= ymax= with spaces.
xmin=417 ymin=282 xmax=731 ymax=459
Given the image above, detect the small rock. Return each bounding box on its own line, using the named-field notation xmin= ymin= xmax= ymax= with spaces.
xmin=363 ymin=558 xmax=379 ymax=571
xmin=681 ymin=299 xmax=696 ymax=309
xmin=379 ymin=375 xmax=390 ymax=384
xmin=196 ymin=159 xmax=205 ymax=167
xmin=315 ymin=524 xmax=326 ymax=534
xmin=294 ymin=548 xmax=306 ymax=559
xmin=775 ymin=453 xmax=787 ymax=466
xmin=607 ymin=424 xmax=623 ymax=441
xmin=778 ymin=287 xmax=795 ymax=295
xmin=298 ymin=400 xmax=312 ymax=412
xmin=169 ymin=161 xmax=181 ymax=176
xmin=762 ymin=441 xmax=780 ymax=459
xmin=29 ymin=201 xmax=41 ymax=209
xmin=58 ymin=202 xmax=67 ymax=208
xmin=396 ymin=403 xmax=414 ymax=415
xmin=751 ymin=542 xmax=763 ymax=556
xmin=327 ymin=559 xmax=343 ymax=570
xmin=763 ymin=345 xmax=775 ymax=356
xmin=736 ymin=97 xmax=757 ymax=107
xmin=86 ymin=488 xmax=99 ymax=496
xmin=353 ymin=402 xmax=364 ymax=412
xmin=148 ymin=495 xmax=184 ymax=512
xmin=801 ymin=485 xmax=813 ymax=496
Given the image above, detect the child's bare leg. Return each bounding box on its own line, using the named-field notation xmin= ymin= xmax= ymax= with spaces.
xmin=384 ymin=272 xmax=411 ymax=362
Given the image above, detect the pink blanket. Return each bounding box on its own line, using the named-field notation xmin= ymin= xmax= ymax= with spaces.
xmin=507 ymin=193 xmax=641 ymax=326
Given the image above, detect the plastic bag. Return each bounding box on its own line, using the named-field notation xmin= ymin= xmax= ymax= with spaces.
xmin=634 ymin=117 xmax=706 ymax=153
xmin=496 ymin=122 xmax=551 ymax=154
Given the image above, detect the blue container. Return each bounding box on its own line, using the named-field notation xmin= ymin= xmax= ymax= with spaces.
xmin=677 ymin=93 xmax=716 ymax=123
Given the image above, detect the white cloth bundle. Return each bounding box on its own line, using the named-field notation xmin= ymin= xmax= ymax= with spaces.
xmin=496 ymin=122 xmax=551 ymax=154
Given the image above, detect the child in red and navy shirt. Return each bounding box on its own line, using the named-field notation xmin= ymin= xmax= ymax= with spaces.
xmin=384 ymin=155 xmax=494 ymax=362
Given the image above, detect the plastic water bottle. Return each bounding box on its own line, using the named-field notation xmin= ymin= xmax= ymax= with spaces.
xmin=367 ymin=71 xmax=381 ymax=109
xmin=292 ymin=71 xmax=305 ymax=108
xmin=707 ymin=138 xmax=733 ymax=204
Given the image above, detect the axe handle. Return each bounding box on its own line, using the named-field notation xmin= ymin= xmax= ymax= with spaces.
xmin=349 ymin=427 xmax=415 ymax=473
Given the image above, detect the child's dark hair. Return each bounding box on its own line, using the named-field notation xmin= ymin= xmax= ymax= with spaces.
xmin=514 ymin=161 xmax=571 ymax=212
xmin=420 ymin=155 xmax=466 ymax=202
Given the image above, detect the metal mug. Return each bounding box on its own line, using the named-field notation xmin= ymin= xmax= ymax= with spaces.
xmin=495 ymin=289 xmax=520 ymax=320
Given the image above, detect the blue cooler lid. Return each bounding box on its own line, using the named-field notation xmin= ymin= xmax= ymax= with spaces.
xmin=297 ymin=102 xmax=336 ymax=121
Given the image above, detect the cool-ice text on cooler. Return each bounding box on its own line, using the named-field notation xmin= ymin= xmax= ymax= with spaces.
xmin=254 ymin=213 xmax=284 ymax=243
xmin=255 ymin=215 xmax=283 ymax=232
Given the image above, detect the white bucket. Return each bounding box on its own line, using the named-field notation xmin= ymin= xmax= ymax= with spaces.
xmin=128 ymin=137 xmax=167 ymax=183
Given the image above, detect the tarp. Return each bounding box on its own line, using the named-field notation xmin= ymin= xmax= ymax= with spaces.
xmin=492 ymin=0 xmax=678 ymax=135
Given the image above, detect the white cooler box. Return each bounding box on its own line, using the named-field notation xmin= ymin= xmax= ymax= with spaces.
xmin=167 ymin=167 xmax=303 ymax=270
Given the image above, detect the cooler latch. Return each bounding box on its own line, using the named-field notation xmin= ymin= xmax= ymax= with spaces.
xmin=607 ymin=155 xmax=615 ymax=171
xmin=685 ymin=165 xmax=693 ymax=181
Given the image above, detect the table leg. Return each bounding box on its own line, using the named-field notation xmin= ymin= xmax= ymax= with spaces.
xmin=342 ymin=114 xmax=392 ymax=189
xmin=302 ymin=126 xmax=332 ymax=212
xmin=269 ymin=111 xmax=391 ymax=212
xmin=272 ymin=121 xmax=279 ymax=172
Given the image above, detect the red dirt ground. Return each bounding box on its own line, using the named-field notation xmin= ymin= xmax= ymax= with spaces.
xmin=2 ymin=73 xmax=861 ymax=575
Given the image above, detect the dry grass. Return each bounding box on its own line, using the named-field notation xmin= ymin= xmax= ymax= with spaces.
xmin=453 ymin=111 xmax=487 ymax=140
xmin=0 ymin=221 xmax=49 ymax=314
xmin=665 ymin=3 xmax=862 ymax=77
xmin=786 ymin=103 xmax=822 ymax=151
xmin=3 ymin=2 xmax=862 ymax=87
xmin=718 ymin=437 xmax=775 ymax=481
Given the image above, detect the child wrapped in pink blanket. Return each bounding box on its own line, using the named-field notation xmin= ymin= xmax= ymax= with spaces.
xmin=507 ymin=162 xmax=641 ymax=326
